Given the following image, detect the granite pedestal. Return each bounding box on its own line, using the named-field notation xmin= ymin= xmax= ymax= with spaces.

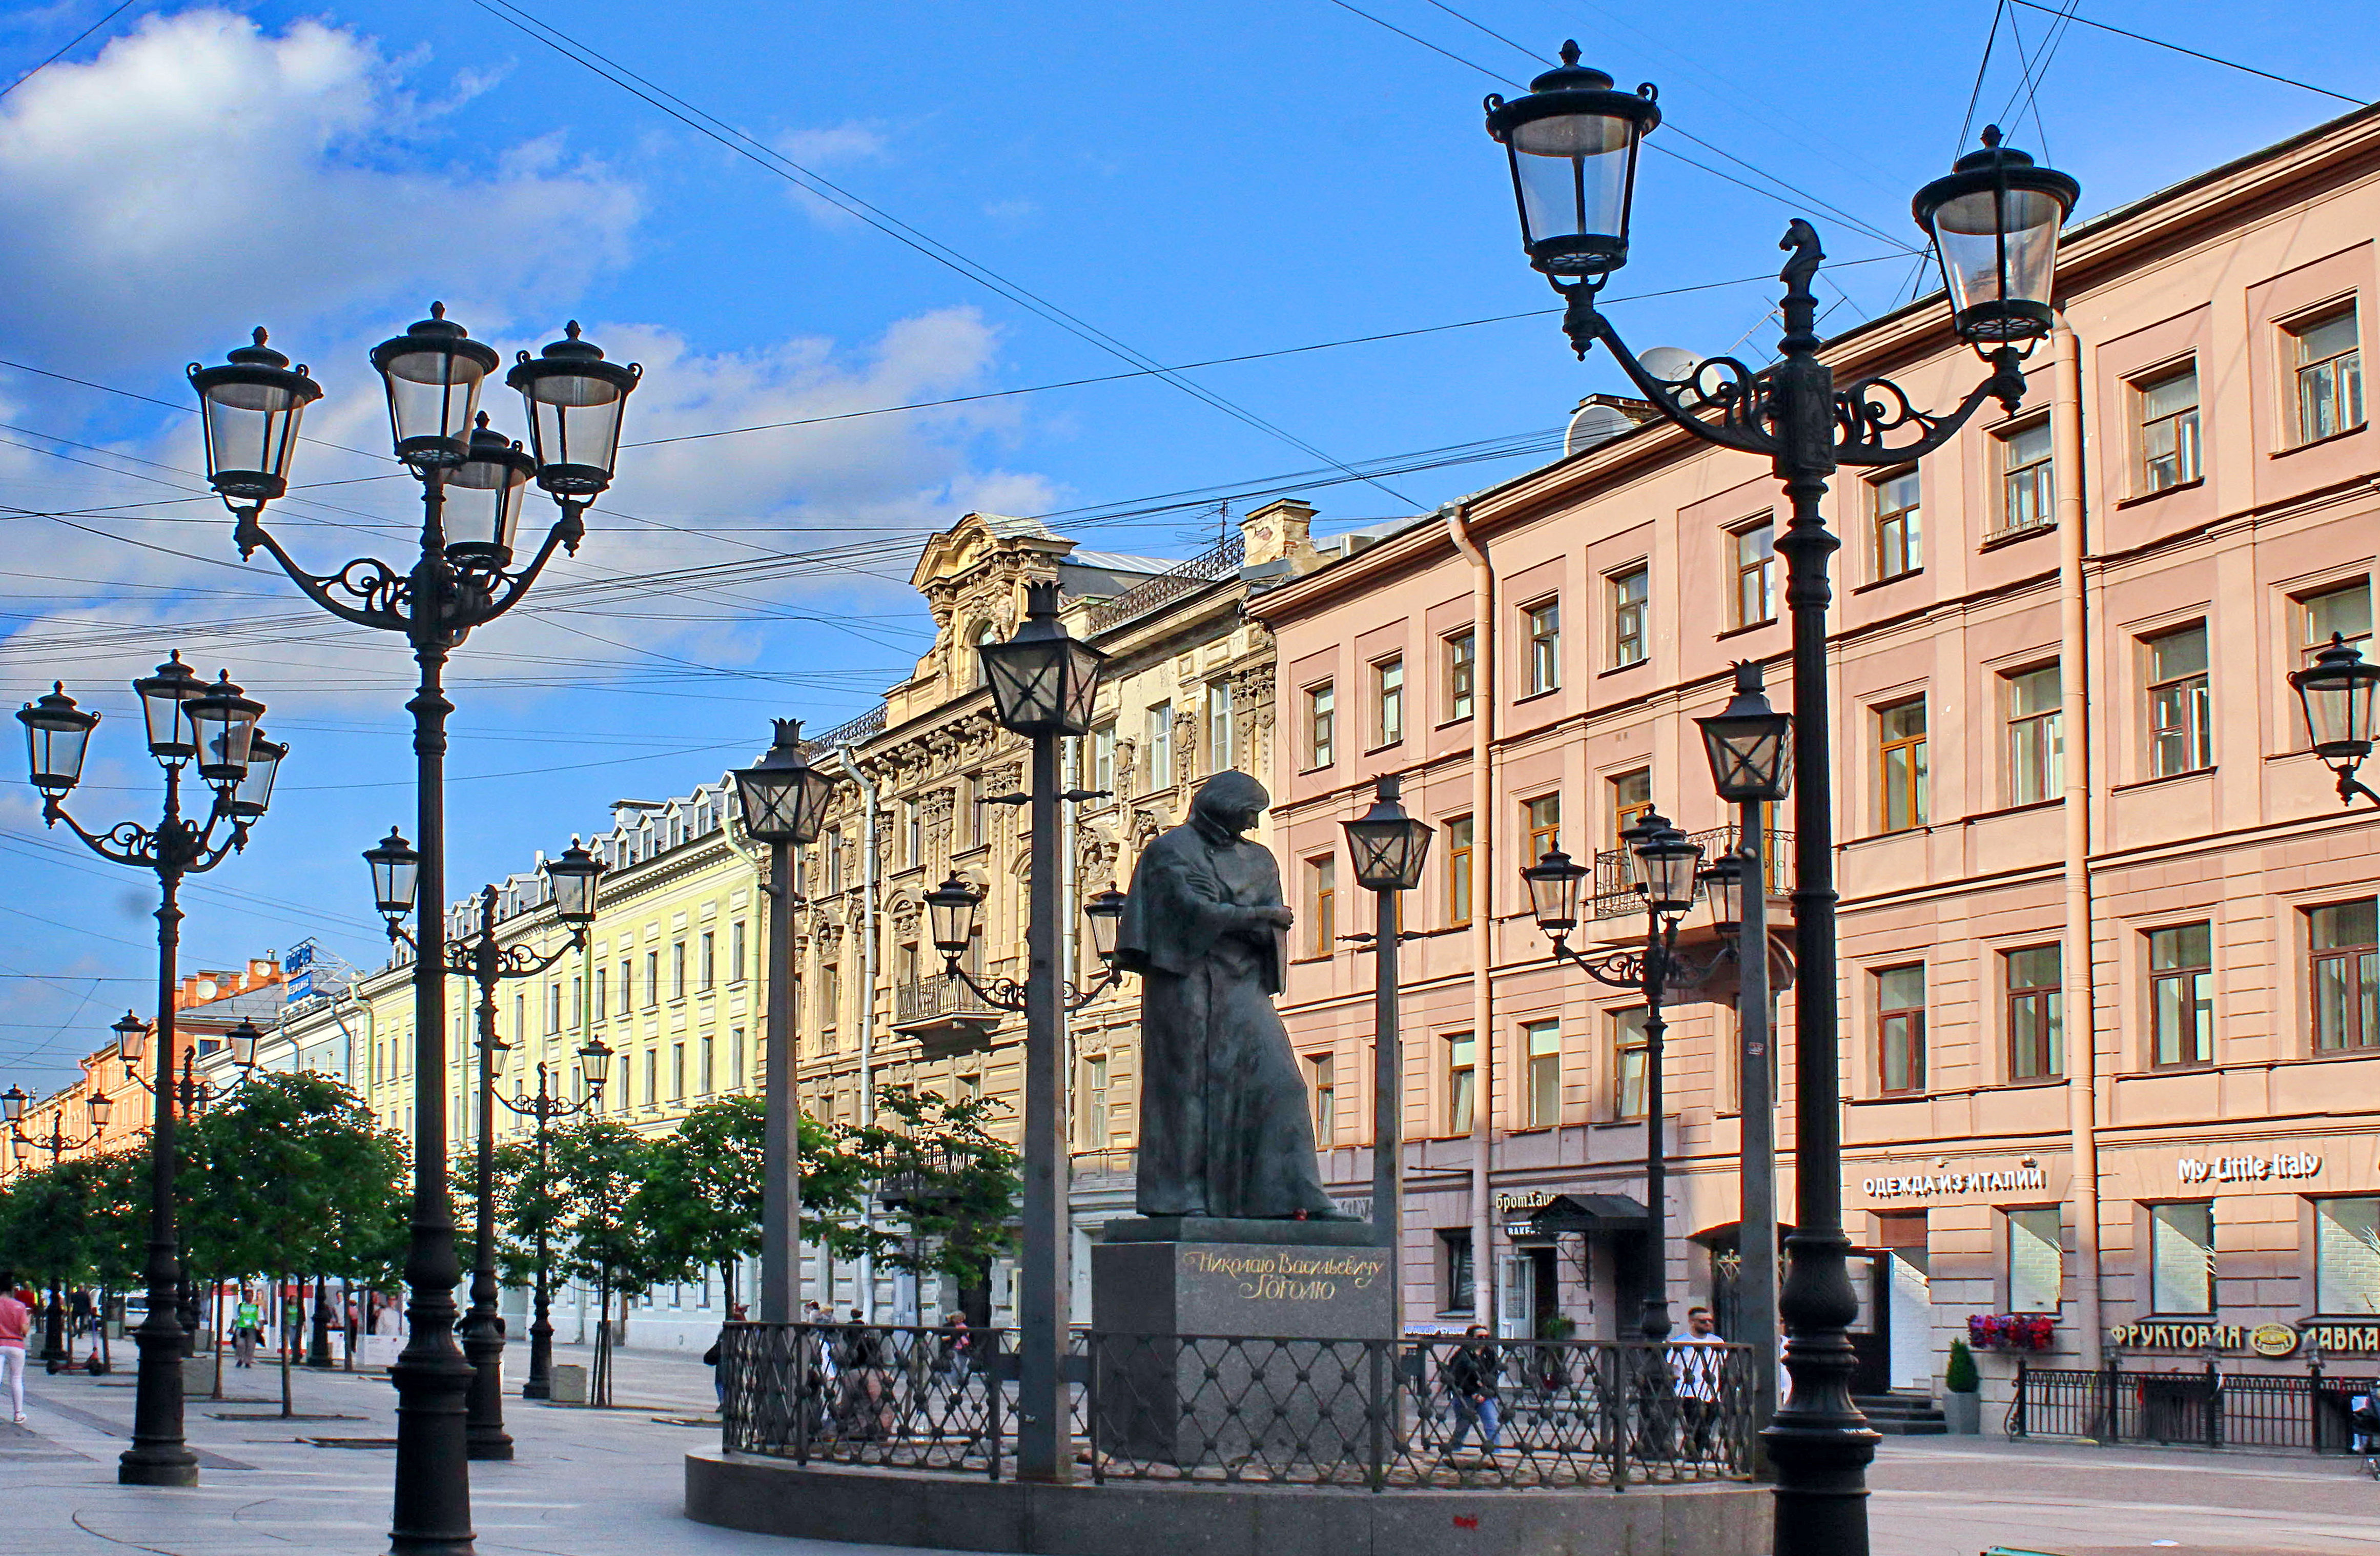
xmin=1091 ymin=1217 xmax=1392 ymax=1470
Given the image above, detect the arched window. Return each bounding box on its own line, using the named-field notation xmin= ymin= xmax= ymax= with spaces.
xmin=969 ymin=620 xmax=997 ymax=685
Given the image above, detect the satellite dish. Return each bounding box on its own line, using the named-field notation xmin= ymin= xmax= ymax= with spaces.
xmin=1566 ymin=400 xmax=1635 ymax=457
xmin=1638 ymin=346 xmax=1703 ymax=389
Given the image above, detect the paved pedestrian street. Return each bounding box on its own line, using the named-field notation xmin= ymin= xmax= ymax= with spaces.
xmin=6 ymin=1345 xmax=2379 ymax=1556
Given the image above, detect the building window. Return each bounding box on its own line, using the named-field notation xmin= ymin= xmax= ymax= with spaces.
xmin=1144 ymin=703 xmax=1173 ymax=785
xmin=643 ymin=1048 xmax=658 ymax=1110
xmin=730 ymin=1027 xmax=745 ymax=1088
xmin=2315 ymin=1197 xmax=2380 ymax=1315
xmin=1733 ymin=518 xmax=1776 ymax=627
xmin=643 ymin=951 xmax=659 ymax=1010
xmin=701 ymin=1032 xmax=715 ymax=1096
xmin=1997 ymin=418 xmax=2055 ymax=537
xmin=1308 ymin=1053 xmax=1336 ymax=1146
xmin=1374 ymin=657 xmax=1405 ymax=746
xmin=731 ymin=921 xmax=747 ymax=984
xmin=1610 ymin=768 xmax=1652 ymax=847
xmin=2005 ymin=663 xmax=2063 ymax=806
xmin=2136 ymin=364 xmax=2201 ymax=493
xmin=545 ymin=984 xmax=561 ymax=1035
xmin=1445 ymin=629 xmax=1476 ymax=721
xmin=1878 ymin=698 xmax=1928 ymax=832
xmin=1304 ymin=682 xmax=1335 ymax=768
xmin=2005 ymin=944 xmax=2064 ymax=1080
xmin=818 ymin=962 xmax=840 ymax=1035
xmin=593 ymin=966 xmax=607 ymax=1019
xmin=700 ymin=931 xmax=715 ymax=991
xmin=1446 ymin=1032 xmax=1476 ymax=1135
xmin=2300 ymin=580 xmax=2373 ymax=663
xmin=1609 ymin=564 xmax=1649 ymax=667
xmin=2146 ymin=623 xmax=2211 ymax=777
xmin=1614 ymin=1008 xmax=1648 ymax=1119
xmin=1525 ymin=793 xmax=1561 ymax=863
xmin=823 ymin=828 xmax=843 ymax=893
xmin=671 ymin=941 xmax=686 ymax=1001
xmin=1444 ymin=815 xmax=1474 ymax=927
xmin=1080 ymin=1053 xmax=1110 ymax=1150
xmin=1307 ymin=855 xmax=1336 ymax=958
xmin=619 ymin=959 xmax=633 ymax=1016
xmin=2149 ymin=1202 xmax=2215 ymax=1315
xmin=2310 ymin=899 xmax=2379 ymax=1052
xmin=1525 ymin=599 xmax=1561 ymax=694
xmin=2149 ymin=923 xmax=2215 ymax=1067
xmin=904 ymin=800 xmax=922 ymax=867
xmin=1876 ymin=964 xmax=1925 ymax=1094
xmin=1440 ymin=1228 xmax=1475 ymax=1314
xmin=1206 ymin=682 xmax=1236 ymax=772
xmin=2289 ymin=304 xmax=2363 ymax=445
xmin=1871 ymin=467 xmax=1922 ymax=580
xmin=670 ymin=1043 xmax=685 ymax=1102
xmin=1524 ymin=1018 xmax=1561 ymax=1128
xmin=2007 ymin=1207 xmax=2063 ymax=1313
xmin=1091 ymin=723 xmax=1116 ymax=794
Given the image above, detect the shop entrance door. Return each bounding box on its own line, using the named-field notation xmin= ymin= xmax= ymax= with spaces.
xmin=1844 ymin=1254 xmax=1892 ymax=1396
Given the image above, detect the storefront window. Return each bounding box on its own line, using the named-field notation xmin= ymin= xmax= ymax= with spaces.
xmin=2149 ymin=1202 xmax=2215 ymax=1315
xmin=2007 ymin=1207 xmax=2062 ymax=1314
xmin=2316 ymin=1198 xmax=2380 ymax=1316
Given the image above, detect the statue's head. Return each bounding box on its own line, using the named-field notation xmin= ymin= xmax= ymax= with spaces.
xmin=1190 ymin=769 xmax=1269 ymax=838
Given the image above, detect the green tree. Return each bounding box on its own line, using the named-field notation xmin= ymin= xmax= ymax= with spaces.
xmin=848 ymin=1084 xmax=1021 ymax=1286
xmin=0 ymin=1155 xmax=103 ymax=1360
xmin=544 ymin=1119 xmax=668 ymax=1405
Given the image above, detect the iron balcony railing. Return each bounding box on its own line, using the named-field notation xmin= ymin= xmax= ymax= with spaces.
xmin=720 ymin=1322 xmax=1754 ymax=1490
xmin=893 ymin=976 xmax=998 ymax=1027
xmin=2009 ymin=1358 xmax=2380 ymax=1452
xmin=1086 ymin=536 xmax=1245 ymax=634
xmin=801 ymin=705 xmax=887 ymax=757
xmin=1590 ymin=824 xmax=1794 ymax=922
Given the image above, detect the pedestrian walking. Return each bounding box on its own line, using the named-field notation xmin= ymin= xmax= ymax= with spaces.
xmin=934 ymin=1313 xmax=973 ymax=1386
xmin=233 ymin=1294 xmax=262 ymax=1369
xmin=0 ymin=1270 xmax=28 ymax=1424
xmin=703 ymin=1303 xmax=746 ymax=1408
xmin=1441 ymin=1325 xmax=1504 ymax=1457
xmin=1667 ymin=1306 xmax=1728 ymax=1461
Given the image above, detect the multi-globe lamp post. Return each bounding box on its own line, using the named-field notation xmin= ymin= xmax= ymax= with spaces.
xmin=363 ymin=828 xmax=606 ymax=1458
xmin=727 ymin=721 xmax=842 ymax=1325
xmin=1339 ymin=774 xmax=1432 ymax=1331
xmin=189 ymin=307 xmax=638 ymax=1554
xmin=16 ymin=649 xmax=281 ymax=1485
xmin=920 ymin=579 xmax=1124 ymax=1482
xmin=490 ymin=1037 xmax=611 ymax=1400
xmin=0 ymin=1085 xmax=110 ymax=1369
xmin=1481 ymin=40 xmax=2080 ymax=1551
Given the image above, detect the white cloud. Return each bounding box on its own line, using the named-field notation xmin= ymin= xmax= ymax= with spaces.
xmin=0 ymin=8 xmax=639 ymax=368
xmin=778 ymin=122 xmax=887 ymax=165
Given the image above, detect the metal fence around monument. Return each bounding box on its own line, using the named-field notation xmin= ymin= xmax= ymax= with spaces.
xmin=720 ymin=1323 xmax=1753 ymax=1490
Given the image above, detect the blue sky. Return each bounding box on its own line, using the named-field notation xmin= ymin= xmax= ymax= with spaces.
xmin=0 ymin=0 xmax=2369 ymax=1093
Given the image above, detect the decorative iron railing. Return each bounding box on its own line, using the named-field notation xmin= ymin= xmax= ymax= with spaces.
xmin=720 ymin=1323 xmax=1755 ymax=1490
xmin=2008 ymin=1359 xmax=2380 ymax=1451
xmin=893 ymin=976 xmax=998 ymax=1027
xmin=1086 ymin=536 xmax=1245 ymax=634
xmin=802 ymin=705 xmax=887 ymax=756
xmin=1589 ymin=824 xmax=1794 ymax=921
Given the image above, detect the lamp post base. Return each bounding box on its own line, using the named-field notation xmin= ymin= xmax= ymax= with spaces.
xmin=118 ymin=1449 xmax=202 ymax=1487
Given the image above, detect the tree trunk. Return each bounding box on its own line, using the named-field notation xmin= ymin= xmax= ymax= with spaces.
xmin=592 ymin=1272 xmax=610 ymax=1408
xmin=210 ymin=1281 xmax=225 ymax=1401
xmin=278 ymin=1275 xmax=294 ymax=1418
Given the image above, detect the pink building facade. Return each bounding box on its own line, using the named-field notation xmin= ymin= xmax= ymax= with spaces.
xmin=1249 ymin=104 xmax=2380 ymax=1421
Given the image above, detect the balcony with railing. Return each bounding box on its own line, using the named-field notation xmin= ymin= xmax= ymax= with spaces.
xmin=892 ymin=974 xmax=1001 ymax=1051
xmin=1587 ymin=825 xmax=1794 ymax=923
xmin=1085 ymin=535 xmax=1244 ymax=634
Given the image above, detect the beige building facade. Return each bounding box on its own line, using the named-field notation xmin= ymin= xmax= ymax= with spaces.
xmin=1248 ymin=102 xmax=2380 ymax=1421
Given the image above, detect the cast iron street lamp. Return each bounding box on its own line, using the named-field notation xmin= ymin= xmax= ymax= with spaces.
xmin=729 ymin=720 xmax=840 ymax=1325
xmin=1484 ymin=48 xmax=2080 ymax=1552
xmin=1341 ymin=773 xmax=1432 ymax=1333
xmin=1522 ymin=810 xmax=1711 ymax=1344
xmin=1695 ymin=661 xmax=1795 ymax=1460
xmin=925 ymin=579 xmax=1121 ymax=1482
xmin=2 ymin=1088 xmax=110 ymax=1369
xmin=17 ymin=654 xmax=279 ymax=1484
xmin=195 ymin=310 xmax=637 ymax=1554
xmin=491 ymin=1037 xmax=610 ymax=1399
xmin=2289 ymin=634 xmax=2380 ymax=807
xmin=367 ymin=830 xmax=605 ymax=1456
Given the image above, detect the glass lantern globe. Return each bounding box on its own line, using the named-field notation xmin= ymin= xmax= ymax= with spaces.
xmin=1696 ymin=661 xmax=1793 ymax=804
xmin=925 ymin=875 xmax=981 ymax=960
xmin=1083 ymin=887 xmax=1128 ymax=964
xmin=545 ymin=837 xmax=605 ymax=925
xmin=980 ymin=581 xmax=1107 ymax=737
xmin=578 ymin=1036 xmax=613 ymax=1093
xmin=1521 ymin=847 xmax=1587 ymax=940
xmin=227 ymin=1019 xmax=262 ymax=1069
xmin=3 ymin=1083 xmax=27 ymax=1123
xmin=1343 ymin=776 xmax=1434 ymax=892
xmin=732 ymin=720 xmax=840 ymax=846
xmin=87 ymin=1090 xmax=113 ymax=1131
xmin=230 ymin=731 xmax=287 ymax=820
xmin=184 ymin=671 xmax=263 ymax=785
xmin=2291 ymin=633 xmax=2380 ymax=762
xmin=1699 ymin=853 xmax=1746 ymax=935
xmin=1483 ymin=42 xmax=1661 ymax=283
xmin=17 ymin=683 xmax=98 ymax=795
xmin=441 ymin=413 xmax=539 ymax=566
xmin=113 ymin=1011 xmax=149 ymax=1065
xmin=1913 ymin=126 xmax=2081 ymax=347
xmin=1627 ymin=811 xmax=1704 ymax=916
xmin=364 ymin=827 xmax=422 ymax=921
xmin=507 ymin=321 xmax=642 ymax=498
xmin=369 ymin=303 xmax=500 ymax=468
xmin=131 ymin=650 xmax=205 ymax=762
xmin=188 ymin=328 xmax=321 ymax=505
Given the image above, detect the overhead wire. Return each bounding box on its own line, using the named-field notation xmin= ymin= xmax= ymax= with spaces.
xmin=0 ymin=0 xmax=141 ymax=103
xmin=2005 ymin=0 xmax=2364 ymax=106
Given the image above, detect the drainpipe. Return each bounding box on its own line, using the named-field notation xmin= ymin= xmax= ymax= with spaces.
xmin=2053 ymin=319 xmax=2103 ymax=1368
xmin=833 ymin=746 xmax=883 ymax=1322
xmin=1446 ymin=501 xmax=1496 ymax=1336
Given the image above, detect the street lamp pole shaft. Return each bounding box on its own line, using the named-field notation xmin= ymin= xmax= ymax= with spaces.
xmin=389 ymin=587 xmax=477 ymax=1554
xmin=760 ymin=841 xmax=801 ymax=1322
xmin=1735 ymin=805 xmax=1778 ymax=1477
xmin=1015 ymin=728 xmax=1071 ymax=1482
xmin=1639 ymin=909 xmax=1672 ymax=1344
xmin=525 ymin=1088 xmax=556 ymax=1400
xmin=121 ymin=764 xmax=196 ymax=1486
xmin=462 ymin=889 xmax=514 ymax=1461
xmin=1370 ymin=886 xmax=1401 ymax=1338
